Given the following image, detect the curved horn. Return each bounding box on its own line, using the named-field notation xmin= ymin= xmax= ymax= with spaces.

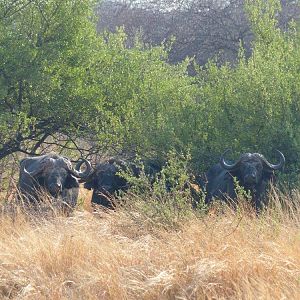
xmin=220 ymin=149 xmax=241 ymax=171
xmin=69 ymin=158 xmax=92 ymax=179
xmin=23 ymin=164 xmax=41 ymax=177
xmin=261 ymin=150 xmax=285 ymax=171
xmin=22 ymin=157 xmax=49 ymax=177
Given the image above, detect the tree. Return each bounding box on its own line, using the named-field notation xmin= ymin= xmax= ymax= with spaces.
xmin=0 ymin=0 xmax=101 ymax=159
xmin=96 ymin=0 xmax=299 ymax=66
xmin=190 ymin=0 xmax=300 ymax=171
xmin=0 ymin=0 xmax=198 ymax=161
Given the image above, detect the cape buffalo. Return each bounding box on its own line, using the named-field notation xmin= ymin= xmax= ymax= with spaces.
xmin=84 ymin=158 xmax=161 ymax=209
xmin=18 ymin=153 xmax=92 ymax=208
xmin=205 ymin=150 xmax=285 ymax=210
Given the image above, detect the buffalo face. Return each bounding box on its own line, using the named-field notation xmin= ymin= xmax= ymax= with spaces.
xmin=240 ymin=160 xmax=263 ymax=186
xmin=42 ymin=167 xmax=73 ymax=198
xmin=231 ymin=154 xmax=264 ymax=187
xmin=86 ymin=161 xmax=127 ymax=193
xmin=84 ymin=159 xmax=128 ymax=208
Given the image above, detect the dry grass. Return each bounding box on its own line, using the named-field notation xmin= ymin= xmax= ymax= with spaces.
xmin=0 ymin=190 xmax=299 ymax=299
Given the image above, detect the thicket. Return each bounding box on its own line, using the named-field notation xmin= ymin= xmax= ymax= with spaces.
xmin=193 ymin=0 xmax=300 ymax=172
xmin=0 ymin=0 xmax=299 ymax=181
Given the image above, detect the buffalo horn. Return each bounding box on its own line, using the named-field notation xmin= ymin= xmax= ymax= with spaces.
xmin=262 ymin=150 xmax=285 ymax=171
xmin=69 ymin=159 xmax=92 ymax=178
xmin=23 ymin=165 xmax=41 ymax=177
xmin=22 ymin=157 xmax=50 ymax=176
xmin=220 ymin=149 xmax=241 ymax=171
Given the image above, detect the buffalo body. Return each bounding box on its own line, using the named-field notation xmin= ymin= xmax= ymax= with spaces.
xmin=205 ymin=150 xmax=285 ymax=210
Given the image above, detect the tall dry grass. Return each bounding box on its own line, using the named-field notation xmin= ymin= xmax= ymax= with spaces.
xmin=0 ymin=189 xmax=299 ymax=299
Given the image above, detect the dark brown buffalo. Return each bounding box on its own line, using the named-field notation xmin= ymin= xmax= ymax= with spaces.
xmin=18 ymin=153 xmax=92 ymax=208
xmin=205 ymin=150 xmax=285 ymax=210
xmin=83 ymin=158 xmax=162 ymax=209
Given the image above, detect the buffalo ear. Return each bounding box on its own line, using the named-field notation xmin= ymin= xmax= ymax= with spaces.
xmin=65 ymin=174 xmax=79 ymax=189
xmin=262 ymin=170 xmax=274 ymax=181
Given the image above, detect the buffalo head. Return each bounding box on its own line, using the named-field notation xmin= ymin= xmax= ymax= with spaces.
xmin=19 ymin=153 xmax=92 ymax=206
xmin=220 ymin=149 xmax=285 ymax=188
xmin=84 ymin=159 xmax=127 ymax=193
xmin=205 ymin=150 xmax=285 ymax=211
xmin=83 ymin=158 xmax=129 ymax=208
xmin=84 ymin=158 xmax=162 ymax=208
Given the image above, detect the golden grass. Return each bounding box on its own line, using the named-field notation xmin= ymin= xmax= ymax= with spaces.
xmin=0 ymin=191 xmax=299 ymax=299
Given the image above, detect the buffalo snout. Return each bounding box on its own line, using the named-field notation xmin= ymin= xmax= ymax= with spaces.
xmin=48 ymin=181 xmax=63 ymax=196
xmin=244 ymin=173 xmax=258 ymax=185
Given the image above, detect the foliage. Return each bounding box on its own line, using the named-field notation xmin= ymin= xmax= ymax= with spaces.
xmin=0 ymin=0 xmax=198 ymax=161
xmin=189 ymin=0 xmax=300 ymax=172
xmin=1 ymin=0 xmax=300 ymax=187
xmin=0 ymin=0 xmax=101 ymax=158
xmin=89 ymin=32 xmax=199 ymax=157
xmin=92 ymin=0 xmax=300 ymax=179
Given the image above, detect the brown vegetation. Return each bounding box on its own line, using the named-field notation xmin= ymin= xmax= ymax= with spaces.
xmin=0 ymin=189 xmax=299 ymax=299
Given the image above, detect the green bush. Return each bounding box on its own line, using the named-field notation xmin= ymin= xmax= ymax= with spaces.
xmin=89 ymin=32 xmax=199 ymax=158
xmin=189 ymin=0 xmax=300 ymax=172
xmin=1 ymin=0 xmax=300 ymax=189
xmin=92 ymin=0 xmax=300 ymax=179
xmin=119 ymin=151 xmax=206 ymax=229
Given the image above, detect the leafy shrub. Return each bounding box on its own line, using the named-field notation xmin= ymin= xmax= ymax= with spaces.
xmin=1 ymin=0 xmax=300 ymax=192
xmin=189 ymin=0 xmax=300 ymax=173
xmin=119 ymin=151 xmax=206 ymax=230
